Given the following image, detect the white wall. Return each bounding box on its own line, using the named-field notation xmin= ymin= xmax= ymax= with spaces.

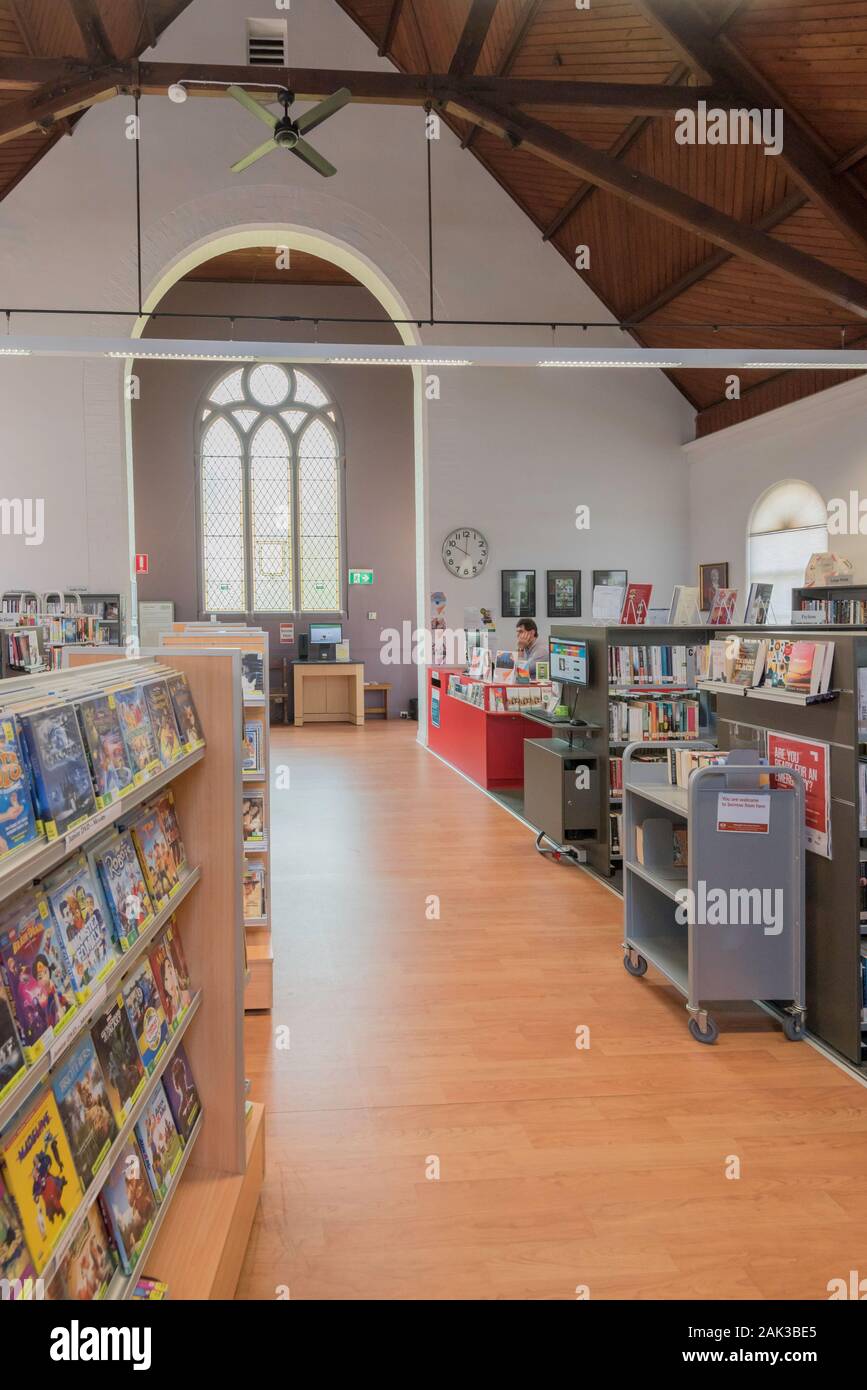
xmin=686 ymin=376 xmax=867 ymax=596
xmin=0 ymin=0 xmax=694 ymax=638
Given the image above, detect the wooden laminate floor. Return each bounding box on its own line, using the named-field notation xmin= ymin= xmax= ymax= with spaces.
xmin=237 ymin=721 xmax=867 ymax=1301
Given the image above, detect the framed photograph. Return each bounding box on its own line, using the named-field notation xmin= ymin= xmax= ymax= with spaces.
xmin=501 ymin=570 xmax=536 ymax=618
xmin=698 ymin=562 xmax=729 ymax=612
xmin=546 ymin=570 xmax=581 ymax=618
xmin=593 ymin=569 xmax=628 ymax=591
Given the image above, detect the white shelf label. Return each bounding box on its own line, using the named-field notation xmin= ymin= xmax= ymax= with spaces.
xmin=65 ymin=803 xmax=118 ymax=852
xmin=717 ymin=792 xmax=770 ymax=834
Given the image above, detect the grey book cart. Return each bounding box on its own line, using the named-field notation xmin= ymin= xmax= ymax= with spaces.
xmin=622 ymin=741 xmax=806 ymax=1044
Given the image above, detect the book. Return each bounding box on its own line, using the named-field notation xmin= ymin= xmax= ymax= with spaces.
xmin=609 ymin=643 xmax=700 ymax=687
xmin=148 ymin=924 xmax=190 ymax=1032
xmin=493 ymin=651 xmax=516 ymax=684
xmin=620 ymin=584 xmax=652 ymax=625
xmin=744 ymin=582 xmax=773 ymax=624
xmin=243 ymin=862 xmax=267 ymax=921
xmin=90 ymin=994 xmax=147 ymax=1126
xmin=97 ymin=1135 xmax=156 ymax=1276
xmin=76 ymin=693 xmax=135 ymax=807
xmin=132 ymin=1276 xmax=169 ymax=1300
xmin=242 ymin=718 xmax=263 ymax=774
xmin=91 ymin=829 xmax=154 ymax=952
xmin=143 ymin=679 xmax=184 ymax=768
xmin=0 ymin=1171 xmax=36 ymax=1296
xmin=0 ymin=1086 xmax=84 ymax=1272
xmin=122 ymin=959 xmax=169 ymax=1075
xmin=668 ymin=586 xmax=700 ymax=625
xmin=166 ymin=671 xmax=205 ymax=753
xmin=707 ymin=588 xmax=738 ymax=625
xmin=728 ymin=638 xmax=767 ymax=687
xmin=783 ymin=641 xmax=834 ymax=697
xmin=134 ymin=1084 xmax=183 ymax=1202
xmin=49 ymin=1201 xmax=116 ymax=1301
xmin=162 ymin=1044 xmax=201 ymax=1143
xmin=17 ymin=704 xmax=97 ymax=839
xmin=667 ymin=747 xmax=728 ymax=787
xmin=52 ymin=1034 xmax=118 ymax=1189
xmin=113 ymin=685 xmax=162 ymax=782
xmin=243 ymin=792 xmax=265 ymax=844
xmin=0 ymin=717 xmax=40 ymax=861
xmin=241 ymin=650 xmax=265 ymax=698
xmin=130 ymin=807 xmax=180 ymax=910
xmin=0 ymin=891 xmax=77 ymax=1062
xmin=150 ymin=789 xmax=186 ymax=876
xmin=44 ymin=855 xmax=121 ymax=1003
xmin=764 ymin=638 xmax=793 ymax=688
xmin=0 ymin=981 xmax=26 ymax=1104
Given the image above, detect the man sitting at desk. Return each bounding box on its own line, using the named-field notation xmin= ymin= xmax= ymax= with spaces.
xmin=516 ymin=619 xmax=548 ymax=676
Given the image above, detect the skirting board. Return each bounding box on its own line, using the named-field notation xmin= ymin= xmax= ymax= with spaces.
xmin=146 ymin=1102 xmax=265 ymax=1299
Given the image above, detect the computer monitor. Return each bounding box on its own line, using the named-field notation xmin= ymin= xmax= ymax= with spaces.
xmin=549 ymin=637 xmax=589 ymax=687
xmin=309 ymin=623 xmax=343 ymax=645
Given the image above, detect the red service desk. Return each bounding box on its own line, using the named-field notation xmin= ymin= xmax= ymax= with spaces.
xmin=427 ymin=667 xmax=551 ymax=789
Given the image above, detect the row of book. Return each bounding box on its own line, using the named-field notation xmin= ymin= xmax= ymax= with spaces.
xmin=609 ymin=757 xmax=622 ymax=796
xmin=797 ymin=597 xmax=867 ymax=625
xmin=635 ymin=819 xmax=688 ymax=869
xmin=0 ymin=786 xmax=190 ymax=1074
xmin=1 ymin=1027 xmax=201 ymax=1298
xmin=667 ymin=748 xmax=728 ymax=788
xmin=608 ymin=643 xmax=701 ymax=688
xmin=243 ymin=861 xmax=267 ymax=922
xmin=44 ymin=616 xmax=116 ymax=647
xmin=4 ymin=628 xmax=44 ymax=672
xmin=609 ymin=696 xmax=700 ymax=744
xmin=859 ymin=762 xmax=867 ymax=836
xmin=0 ymin=668 xmax=204 ymax=861
xmin=700 ymin=637 xmax=835 ymax=697
xmin=861 ymin=951 xmax=867 ymax=1024
xmin=609 ymin=810 xmax=623 ymax=857
xmin=242 ymin=715 xmax=264 ymax=775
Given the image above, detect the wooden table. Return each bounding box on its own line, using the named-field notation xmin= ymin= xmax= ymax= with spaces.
xmin=293 ymin=660 xmax=365 ymax=727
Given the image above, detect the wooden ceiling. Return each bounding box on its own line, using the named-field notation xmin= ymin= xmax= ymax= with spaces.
xmin=184 ymin=247 xmax=362 ymax=287
xmin=335 ymin=0 xmax=867 ymax=435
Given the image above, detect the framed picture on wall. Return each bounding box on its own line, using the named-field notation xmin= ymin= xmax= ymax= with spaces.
xmin=547 ymin=570 xmax=581 ymax=618
xmin=698 ymin=561 xmax=729 ymax=612
xmin=593 ymin=569 xmax=628 ymax=591
xmin=501 ymin=570 xmax=536 ymax=618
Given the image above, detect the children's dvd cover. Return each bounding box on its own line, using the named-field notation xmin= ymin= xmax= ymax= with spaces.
xmin=50 ymin=1201 xmax=116 ymax=1300
xmin=151 ymin=789 xmax=186 ymax=875
xmin=0 ymin=1086 xmax=84 ymax=1272
xmin=0 ymin=717 xmax=40 ymax=861
xmin=97 ymin=1135 xmax=156 ymax=1277
xmin=0 ymin=980 xmax=27 ymax=1104
xmin=134 ymin=1084 xmax=183 ymax=1202
xmin=243 ymin=862 xmax=266 ymax=922
xmin=163 ymin=919 xmax=193 ymax=1018
xmin=130 ymin=808 xmax=179 ymax=910
xmin=131 ymin=1277 xmax=169 ymax=1299
xmin=166 ymin=672 xmax=205 ymax=753
xmin=44 ymin=854 xmax=121 ymax=1003
xmin=143 ymin=679 xmax=183 ymax=768
xmin=0 ymin=891 xmax=77 ymax=1062
xmin=18 ymin=704 xmax=97 ymax=838
xmin=0 ymin=1171 xmax=35 ymax=1295
xmin=91 ymin=829 xmax=154 ymax=952
xmin=113 ymin=685 xmax=162 ymax=782
xmin=76 ymin=693 xmax=135 ymax=807
xmin=52 ymin=1034 xmax=118 ymax=1189
xmin=242 ymin=792 xmax=265 ymax=843
xmin=122 ymin=959 xmax=169 ymax=1074
xmin=241 ymin=650 xmax=264 ymax=697
xmin=162 ymin=1044 xmax=201 ymax=1143
xmin=148 ymin=929 xmax=186 ymax=1032
xmin=90 ymin=994 xmax=147 ymax=1126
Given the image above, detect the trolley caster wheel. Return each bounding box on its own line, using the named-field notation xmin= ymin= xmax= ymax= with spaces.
xmin=783 ymin=1015 xmax=805 ymax=1042
xmin=623 ymin=952 xmax=647 ymax=977
xmin=688 ymin=1015 xmax=719 ymax=1045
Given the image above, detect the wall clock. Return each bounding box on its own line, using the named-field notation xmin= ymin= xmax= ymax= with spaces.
xmin=442 ymin=527 xmax=489 ymax=579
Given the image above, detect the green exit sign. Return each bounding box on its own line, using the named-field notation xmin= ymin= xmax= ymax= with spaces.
xmin=349 ymin=569 xmax=374 ymax=586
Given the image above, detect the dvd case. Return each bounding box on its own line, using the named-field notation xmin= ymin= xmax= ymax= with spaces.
xmin=52 ymin=1033 xmax=118 ymax=1189
xmin=130 ymin=807 xmax=180 ymax=910
xmin=143 ymin=679 xmax=183 ymax=768
xmin=121 ymin=959 xmax=169 ymax=1074
xmin=49 ymin=1201 xmax=116 ymax=1300
xmin=18 ymin=704 xmax=97 ymax=838
xmin=76 ymin=692 xmax=135 ymax=807
xmin=151 ymin=789 xmax=186 ymax=875
xmin=0 ymin=980 xmax=27 ymax=1103
xmin=44 ymin=854 xmax=121 ymax=1002
xmin=91 ymin=829 xmax=154 ymax=952
xmin=166 ymin=671 xmax=205 ymax=753
xmin=113 ymin=685 xmax=162 ymax=782
xmin=0 ymin=1086 xmax=84 ymax=1272
xmin=134 ymin=1084 xmax=183 ymax=1202
xmin=90 ymin=994 xmax=147 ymax=1126
xmin=97 ymin=1135 xmax=156 ymax=1276
xmin=162 ymin=1043 xmax=201 ymax=1142
xmin=0 ymin=717 xmax=40 ymax=861
xmin=0 ymin=1171 xmax=35 ymax=1295
xmin=0 ymin=890 xmax=77 ymax=1062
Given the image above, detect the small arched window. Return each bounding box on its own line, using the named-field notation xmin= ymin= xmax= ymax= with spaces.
xmin=747 ymin=480 xmax=828 ymax=620
xmin=198 ymin=363 xmax=343 ymax=614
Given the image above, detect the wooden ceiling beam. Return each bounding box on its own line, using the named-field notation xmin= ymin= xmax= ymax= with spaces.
xmin=445 ymin=96 xmax=867 ymax=318
xmin=464 ymin=0 xmax=542 ymax=150
xmin=0 ymin=69 xmax=123 ymax=145
xmin=378 ymin=0 xmax=407 ymax=57
xmin=67 ymin=0 xmax=115 ymax=64
xmin=450 ymin=0 xmax=499 ymax=78
xmin=633 ymin=0 xmax=867 ymax=259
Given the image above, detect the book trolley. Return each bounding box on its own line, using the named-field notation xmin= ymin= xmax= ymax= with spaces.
xmin=0 ymin=653 xmax=263 ymax=1298
xmin=622 ymin=740 xmax=806 ymax=1044
xmin=160 ymin=624 xmax=273 ymax=1013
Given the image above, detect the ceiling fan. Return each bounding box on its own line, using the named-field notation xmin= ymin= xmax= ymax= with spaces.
xmin=227 ymin=85 xmax=351 ymax=177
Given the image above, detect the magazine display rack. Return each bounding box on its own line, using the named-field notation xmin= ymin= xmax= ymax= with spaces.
xmin=2 ymin=651 xmax=265 ymax=1298
xmin=160 ymin=625 xmax=272 ymax=1013
xmin=622 ymin=741 xmax=806 ymax=1044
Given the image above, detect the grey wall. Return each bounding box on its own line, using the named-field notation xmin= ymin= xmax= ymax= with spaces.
xmin=131 ymin=281 xmax=418 ymax=712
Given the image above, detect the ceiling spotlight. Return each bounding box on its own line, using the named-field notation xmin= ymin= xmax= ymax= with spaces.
xmin=168 ymin=84 xmax=188 ymax=104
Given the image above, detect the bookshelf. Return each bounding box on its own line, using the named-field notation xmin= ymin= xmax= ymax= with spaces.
xmin=160 ymin=625 xmax=273 ymax=1013
xmin=0 ymin=651 xmax=263 ymax=1298
xmin=791 ymin=583 xmax=867 ymax=626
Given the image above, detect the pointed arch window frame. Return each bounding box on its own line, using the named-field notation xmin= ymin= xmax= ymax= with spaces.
xmin=196 ymin=363 xmax=346 ymax=617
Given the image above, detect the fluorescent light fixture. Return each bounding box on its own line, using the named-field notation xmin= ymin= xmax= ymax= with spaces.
xmin=106 ymin=350 xmax=256 ymax=362
xmin=745 ymin=361 xmax=867 ymax=371
xmin=328 ymin=356 xmax=472 ymax=366
xmin=540 ymin=359 xmax=683 ymax=368
xmin=0 ymin=347 xmax=31 ymax=356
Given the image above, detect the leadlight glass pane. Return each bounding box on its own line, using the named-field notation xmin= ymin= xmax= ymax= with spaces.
xmin=201 ymin=418 xmax=245 ymax=612
xmin=232 ymin=408 xmax=259 ymax=432
xmin=251 ymin=418 xmax=293 ymax=612
xmin=280 ymin=409 xmax=308 ymax=433
xmin=298 ymin=418 xmax=340 ymax=611
xmin=249 ymin=363 xmax=289 ymax=406
xmin=209 ymin=368 xmax=244 ymax=405
xmin=294 ymin=370 xmax=330 ymax=408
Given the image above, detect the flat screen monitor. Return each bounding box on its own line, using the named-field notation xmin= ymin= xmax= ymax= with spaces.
xmin=549 ymin=637 xmax=589 ymax=687
xmin=309 ymin=623 xmax=343 ymax=645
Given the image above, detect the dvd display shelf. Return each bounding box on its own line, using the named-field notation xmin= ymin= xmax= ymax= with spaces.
xmin=160 ymin=625 xmax=273 ymax=1012
xmin=16 ymin=649 xmax=264 ymax=1298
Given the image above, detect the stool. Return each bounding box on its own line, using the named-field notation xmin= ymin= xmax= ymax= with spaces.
xmin=364 ymin=681 xmax=391 ymax=719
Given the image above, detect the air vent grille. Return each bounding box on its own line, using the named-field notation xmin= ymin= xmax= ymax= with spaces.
xmin=247 ymin=20 xmax=287 ymax=66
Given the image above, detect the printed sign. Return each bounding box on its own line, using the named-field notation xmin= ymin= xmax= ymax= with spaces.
xmin=767 ymin=731 xmax=831 ymax=858
xmin=717 ymin=792 xmax=770 ymax=834
xmin=135 ymin=553 xmax=149 ymax=575
xmin=280 ymin=623 xmax=295 ymax=644
xmin=349 ymin=569 xmax=374 ymax=586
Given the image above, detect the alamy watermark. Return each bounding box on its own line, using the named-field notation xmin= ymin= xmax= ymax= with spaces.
xmin=674 ymin=100 xmax=783 ymax=157
xmin=0 ymin=497 xmax=44 ymax=546
xmin=675 ymin=881 xmax=784 ymax=936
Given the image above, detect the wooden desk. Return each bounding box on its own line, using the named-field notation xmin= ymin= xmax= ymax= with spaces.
xmin=293 ymin=661 xmax=365 ymax=726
